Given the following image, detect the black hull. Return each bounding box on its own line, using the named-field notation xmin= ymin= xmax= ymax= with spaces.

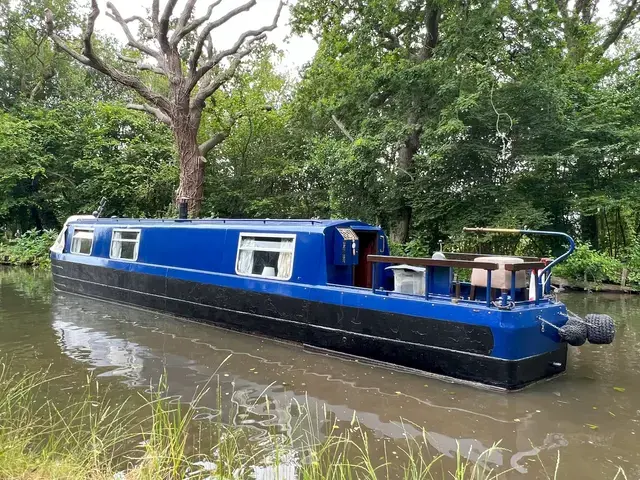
xmin=51 ymin=259 xmax=567 ymax=390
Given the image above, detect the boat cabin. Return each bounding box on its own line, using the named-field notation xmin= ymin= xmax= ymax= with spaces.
xmin=53 ymin=218 xmax=560 ymax=306
xmin=53 ymin=218 xmax=391 ymax=289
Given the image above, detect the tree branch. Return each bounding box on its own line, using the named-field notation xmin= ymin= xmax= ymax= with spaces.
xmin=117 ymin=53 xmax=165 ymax=75
xmin=45 ymin=9 xmax=91 ymax=64
xmin=127 ymin=103 xmax=172 ymax=125
xmin=189 ymin=32 xmax=266 ymax=91
xmin=189 ymin=0 xmax=257 ymax=72
xmin=199 ymin=131 xmax=230 ymax=156
xmin=105 ymin=1 xmax=161 ymax=60
xmin=123 ymin=15 xmax=154 ymax=39
xmin=45 ymin=1 xmax=171 ymax=113
xmin=151 ymin=0 xmax=160 ymax=35
xmin=331 ymin=115 xmax=354 ymax=142
xmin=372 ymin=22 xmax=401 ymax=51
xmin=172 ymin=0 xmax=223 ymax=46
xmin=175 ymin=0 xmax=198 ymax=33
xmin=191 ymin=47 xmax=254 ymax=110
xmin=418 ymin=4 xmax=440 ymax=61
xmin=159 ymin=0 xmax=179 ymax=51
xmin=188 ymin=1 xmax=283 ymax=92
xmin=601 ymin=0 xmax=639 ymax=53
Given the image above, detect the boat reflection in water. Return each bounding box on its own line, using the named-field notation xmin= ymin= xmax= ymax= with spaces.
xmin=52 ymin=293 xmax=570 ymax=476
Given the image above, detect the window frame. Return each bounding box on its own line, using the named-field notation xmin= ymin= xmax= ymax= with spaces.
xmin=235 ymin=232 xmax=297 ymax=281
xmin=109 ymin=228 xmax=142 ymax=262
xmin=70 ymin=228 xmax=94 ymax=256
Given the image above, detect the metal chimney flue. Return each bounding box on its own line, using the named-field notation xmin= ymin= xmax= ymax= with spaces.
xmin=178 ymin=198 xmax=188 ymax=219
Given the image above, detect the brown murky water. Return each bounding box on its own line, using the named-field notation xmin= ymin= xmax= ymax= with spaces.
xmin=0 ymin=267 xmax=639 ymax=478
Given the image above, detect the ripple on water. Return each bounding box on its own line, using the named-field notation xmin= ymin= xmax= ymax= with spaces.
xmin=0 ymin=270 xmax=639 ymax=478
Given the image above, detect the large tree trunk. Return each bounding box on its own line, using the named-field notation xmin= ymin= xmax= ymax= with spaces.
xmin=389 ymin=4 xmax=439 ymax=244
xmin=580 ymin=213 xmax=599 ymax=250
xmin=173 ymin=116 xmax=205 ymax=218
xmin=390 ymin=115 xmax=420 ymax=244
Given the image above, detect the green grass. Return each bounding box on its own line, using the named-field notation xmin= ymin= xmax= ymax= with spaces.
xmin=0 ymin=360 xmax=628 ymax=480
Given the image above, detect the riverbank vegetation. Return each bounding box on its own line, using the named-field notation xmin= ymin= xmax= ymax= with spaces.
xmin=0 ymin=229 xmax=57 ymax=267
xmin=0 ymin=361 xmax=628 ymax=480
xmin=1 ymin=0 xmax=639 ymax=268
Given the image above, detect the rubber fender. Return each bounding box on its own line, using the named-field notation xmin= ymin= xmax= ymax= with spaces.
xmin=559 ymin=324 xmax=587 ymax=346
xmin=565 ymin=316 xmax=588 ymax=339
xmin=585 ymin=314 xmax=615 ymax=345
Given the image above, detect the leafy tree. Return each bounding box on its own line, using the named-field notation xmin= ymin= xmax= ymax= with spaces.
xmin=45 ymin=0 xmax=285 ymax=217
xmin=290 ymin=0 xmax=640 ymax=252
xmin=0 ymin=102 xmax=176 ymax=234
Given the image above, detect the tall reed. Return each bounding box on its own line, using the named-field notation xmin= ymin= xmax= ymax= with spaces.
xmin=0 ymin=361 xmax=627 ymax=480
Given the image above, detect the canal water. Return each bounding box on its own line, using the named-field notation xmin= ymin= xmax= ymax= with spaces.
xmin=0 ymin=267 xmax=638 ymax=478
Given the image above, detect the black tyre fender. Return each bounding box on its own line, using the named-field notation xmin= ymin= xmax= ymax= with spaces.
xmin=584 ymin=314 xmax=615 ymax=345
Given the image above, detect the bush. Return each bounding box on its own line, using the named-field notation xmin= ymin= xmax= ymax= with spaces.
xmin=0 ymin=229 xmax=58 ymax=267
xmin=553 ymin=243 xmax=623 ymax=284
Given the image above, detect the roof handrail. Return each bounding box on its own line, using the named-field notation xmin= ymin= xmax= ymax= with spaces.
xmin=462 ymin=227 xmax=575 ymax=276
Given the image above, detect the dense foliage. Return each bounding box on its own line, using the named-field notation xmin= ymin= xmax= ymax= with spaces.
xmin=0 ymin=0 xmax=639 ymax=275
xmin=0 ymin=229 xmax=57 ymax=266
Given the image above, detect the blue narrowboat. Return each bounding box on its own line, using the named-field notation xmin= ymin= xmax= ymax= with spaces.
xmin=50 ymin=217 xmax=614 ymax=390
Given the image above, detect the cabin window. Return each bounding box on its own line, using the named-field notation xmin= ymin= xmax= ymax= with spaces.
xmin=236 ymin=234 xmax=295 ymax=280
xmin=70 ymin=229 xmax=93 ymax=255
xmin=110 ymin=229 xmax=140 ymax=261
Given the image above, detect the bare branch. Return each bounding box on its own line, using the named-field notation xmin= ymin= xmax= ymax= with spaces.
xmin=151 ymin=0 xmax=160 ymax=35
xmin=117 ymin=53 xmax=165 ymax=75
xmin=199 ymin=131 xmax=230 ymax=156
xmin=106 ymin=1 xmax=161 ymax=60
xmin=189 ymin=32 xmax=266 ymax=90
xmin=331 ymin=115 xmax=354 ymax=142
xmin=45 ymin=2 xmax=171 ymax=113
xmin=127 ymin=103 xmax=172 ymax=125
xmin=176 ymin=0 xmax=198 ymax=32
xmin=123 ymin=15 xmax=154 ymax=39
xmin=45 ymin=9 xmax=91 ymax=64
xmin=159 ymin=0 xmax=179 ymax=51
xmin=206 ymin=35 xmax=214 ymax=61
xmin=191 ymin=47 xmax=254 ymax=110
xmin=216 ymin=1 xmax=282 ymax=61
xmin=173 ymin=0 xmax=223 ymax=46
xmin=189 ymin=0 xmax=257 ymax=72
xmin=188 ymin=1 xmax=283 ymax=91
xmin=82 ymin=0 xmax=100 ymax=57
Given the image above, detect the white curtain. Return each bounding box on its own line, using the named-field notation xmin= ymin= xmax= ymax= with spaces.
xmin=277 ymin=239 xmax=294 ymax=279
xmin=237 ymin=237 xmax=256 ymax=274
xmin=51 ymin=226 xmax=68 ymax=253
xmin=111 ymin=232 xmax=123 ymax=258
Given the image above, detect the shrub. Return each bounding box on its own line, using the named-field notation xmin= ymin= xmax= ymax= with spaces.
xmin=0 ymin=229 xmax=58 ymax=267
xmin=553 ymin=243 xmax=623 ymax=284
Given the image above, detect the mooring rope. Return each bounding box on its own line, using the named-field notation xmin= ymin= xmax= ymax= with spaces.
xmin=558 ymin=309 xmax=593 ymax=326
xmin=537 ymin=316 xmax=561 ymax=331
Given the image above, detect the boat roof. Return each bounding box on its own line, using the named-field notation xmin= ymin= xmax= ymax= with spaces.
xmin=69 ymin=217 xmax=379 ymax=234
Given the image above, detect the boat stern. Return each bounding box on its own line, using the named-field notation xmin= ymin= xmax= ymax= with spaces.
xmin=487 ymin=302 xmax=569 ymax=390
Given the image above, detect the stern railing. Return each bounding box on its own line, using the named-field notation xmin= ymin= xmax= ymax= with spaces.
xmin=367 ymin=228 xmax=575 ymax=307
xmin=463 ymin=227 xmax=576 ymax=301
